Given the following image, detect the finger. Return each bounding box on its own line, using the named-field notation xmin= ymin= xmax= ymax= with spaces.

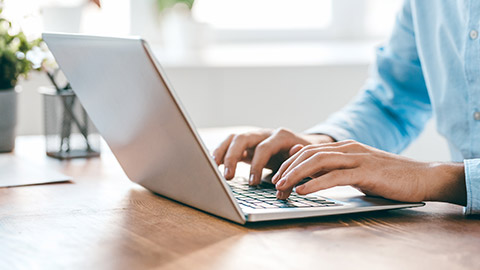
xmin=212 ymin=134 xmax=234 ymax=165
xmin=275 ymin=152 xmax=361 ymax=192
xmin=271 ymin=144 xmax=305 ymax=184
xmin=272 ymin=141 xmax=351 ymax=184
xmin=223 ymin=135 xmax=250 ymax=179
xmin=279 ymin=146 xmax=324 ymax=180
xmin=249 ymin=135 xmax=288 ymax=186
xmin=276 ymin=187 xmax=293 ymax=200
xmin=223 ymin=132 xmax=268 ymax=179
xmin=295 ymin=169 xmax=356 ymax=195
xmin=277 ymin=140 xmax=362 ymax=182
xmin=289 ymin=144 xmax=304 ymax=156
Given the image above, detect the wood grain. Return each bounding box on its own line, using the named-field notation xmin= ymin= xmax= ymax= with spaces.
xmin=1 ymin=132 xmax=479 ymax=270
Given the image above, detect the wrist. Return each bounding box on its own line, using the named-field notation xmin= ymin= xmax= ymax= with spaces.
xmin=425 ymin=162 xmax=466 ymax=206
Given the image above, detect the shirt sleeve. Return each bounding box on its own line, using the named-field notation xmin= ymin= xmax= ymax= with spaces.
xmin=306 ymin=0 xmax=432 ymax=154
xmin=464 ymin=159 xmax=480 ymax=215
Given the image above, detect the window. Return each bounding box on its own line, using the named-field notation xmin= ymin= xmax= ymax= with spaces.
xmin=193 ymin=0 xmax=332 ymax=30
xmin=193 ymin=0 xmax=403 ymax=42
xmin=3 ymin=0 xmax=403 ymax=45
xmin=2 ymin=0 xmax=130 ymax=38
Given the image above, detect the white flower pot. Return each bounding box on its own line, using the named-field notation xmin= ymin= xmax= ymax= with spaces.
xmin=0 ymin=86 xmax=20 ymax=152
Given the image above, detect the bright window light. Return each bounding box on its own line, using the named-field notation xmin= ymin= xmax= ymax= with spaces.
xmin=2 ymin=0 xmax=129 ymax=37
xmin=193 ymin=0 xmax=332 ymax=30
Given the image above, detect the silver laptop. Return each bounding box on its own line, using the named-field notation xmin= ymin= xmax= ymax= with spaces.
xmin=43 ymin=33 xmax=424 ymax=224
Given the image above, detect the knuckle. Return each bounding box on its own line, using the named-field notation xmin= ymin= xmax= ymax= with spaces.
xmin=312 ymin=152 xmax=327 ymax=160
xmin=255 ymin=142 xmax=271 ymax=153
xmin=303 ymin=144 xmax=316 ymax=150
xmin=274 ymin=127 xmax=292 ymax=136
xmin=342 ymin=140 xmax=364 ymax=150
xmin=233 ymin=133 xmax=246 ymax=142
xmin=282 ymin=176 xmax=293 ymax=189
xmin=296 ymin=145 xmax=315 ymax=156
xmin=346 ymin=140 xmax=361 ymax=147
xmin=338 ymin=143 xmax=356 ymax=151
xmin=302 ymin=149 xmax=317 ymax=158
xmin=288 ymin=167 xmax=300 ymax=178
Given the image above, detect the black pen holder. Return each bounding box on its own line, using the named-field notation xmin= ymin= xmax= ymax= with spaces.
xmin=39 ymin=87 xmax=101 ymax=159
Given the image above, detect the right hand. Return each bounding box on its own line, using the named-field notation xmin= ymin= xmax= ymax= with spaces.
xmin=212 ymin=128 xmax=335 ymax=186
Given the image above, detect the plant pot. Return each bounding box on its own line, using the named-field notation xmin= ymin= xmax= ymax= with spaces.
xmin=0 ymin=86 xmax=20 ymax=152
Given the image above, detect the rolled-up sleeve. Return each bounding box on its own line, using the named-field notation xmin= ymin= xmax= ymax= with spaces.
xmin=464 ymin=159 xmax=480 ymax=215
xmin=306 ymin=0 xmax=431 ymax=154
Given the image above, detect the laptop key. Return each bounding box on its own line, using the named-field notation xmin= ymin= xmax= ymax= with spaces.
xmin=231 ymin=181 xmax=340 ymax=209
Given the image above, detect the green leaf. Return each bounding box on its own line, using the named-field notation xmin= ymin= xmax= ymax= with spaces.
xmin=0 ymin=0 xmax=46 ymax=90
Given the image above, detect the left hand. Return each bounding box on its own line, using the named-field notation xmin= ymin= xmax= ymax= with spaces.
xmin=271 ymin=140 xmax=466 ymax=205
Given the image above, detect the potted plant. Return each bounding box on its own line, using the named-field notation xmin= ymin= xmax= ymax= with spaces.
xmin=0 ymin=0 xmax=42 ymax=152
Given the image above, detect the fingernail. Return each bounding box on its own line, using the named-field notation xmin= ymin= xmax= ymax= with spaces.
xmin=295 ymin=185 xmax=305 ymax=193
xmin=249 ymin=174 xmax=255 ymax=185
xmin=224 ymin=167 xmax=230 ymax=178
xmin=276 ymin=190 xmax=285 ymax=200
xmin=276 ymin=179 xmax=286 ymax=189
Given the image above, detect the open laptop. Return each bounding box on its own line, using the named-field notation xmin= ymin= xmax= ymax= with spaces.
xmin=42 ymin=33 xmax=424 ymax=224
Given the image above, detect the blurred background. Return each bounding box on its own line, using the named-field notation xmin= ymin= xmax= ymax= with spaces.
xmin=3 ymin=0 xmax=449 ymax=161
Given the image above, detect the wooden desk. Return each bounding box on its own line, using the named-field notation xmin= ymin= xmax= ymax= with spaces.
xmin=1 ymin=130 xmax=479 ymax=270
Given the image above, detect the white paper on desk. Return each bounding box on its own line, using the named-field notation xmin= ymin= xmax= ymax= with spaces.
xmin=0 ymin=155 xmax=71 ymax=188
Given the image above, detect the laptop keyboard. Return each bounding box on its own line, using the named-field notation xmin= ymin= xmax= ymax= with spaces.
xmin=228 ymin=180 xmax=341 ymax=210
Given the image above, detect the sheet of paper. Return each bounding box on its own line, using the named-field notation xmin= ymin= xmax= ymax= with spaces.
xmin=0 ymin=155 xmax=71 ymax=188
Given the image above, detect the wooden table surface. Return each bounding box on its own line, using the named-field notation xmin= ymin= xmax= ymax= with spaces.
xmin=1 ymin=130 xmax=480 ymax=270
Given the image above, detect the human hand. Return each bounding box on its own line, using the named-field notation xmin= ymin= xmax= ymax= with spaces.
xmin=272 ymin=140 xmax=466 ymax=205
xmin=212 ymin=128 xmax=334 ymax=185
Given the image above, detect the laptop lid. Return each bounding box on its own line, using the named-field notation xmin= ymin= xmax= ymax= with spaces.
xmin=42 ymin=33 xmax=246 ymax=224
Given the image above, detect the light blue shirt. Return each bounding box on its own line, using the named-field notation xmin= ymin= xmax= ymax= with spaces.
xmin=306 ymin=0 xmax=480 ymax=214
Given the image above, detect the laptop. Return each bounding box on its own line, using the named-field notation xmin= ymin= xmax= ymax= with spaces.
xmin=42 ymin=33 xmax=424 ymax=224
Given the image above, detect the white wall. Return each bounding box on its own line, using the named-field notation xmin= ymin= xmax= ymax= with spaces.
xmin=17 ymin=61 xmax=450 ymax=162
xmin=165 ymin=65 xmax=365 ymax=131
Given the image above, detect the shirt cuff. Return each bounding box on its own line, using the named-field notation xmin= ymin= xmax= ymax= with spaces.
xmin=464 ymin=159 xmax=480 ymax=215
xmin=304 ymin=123 xmax=355 ymax=142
